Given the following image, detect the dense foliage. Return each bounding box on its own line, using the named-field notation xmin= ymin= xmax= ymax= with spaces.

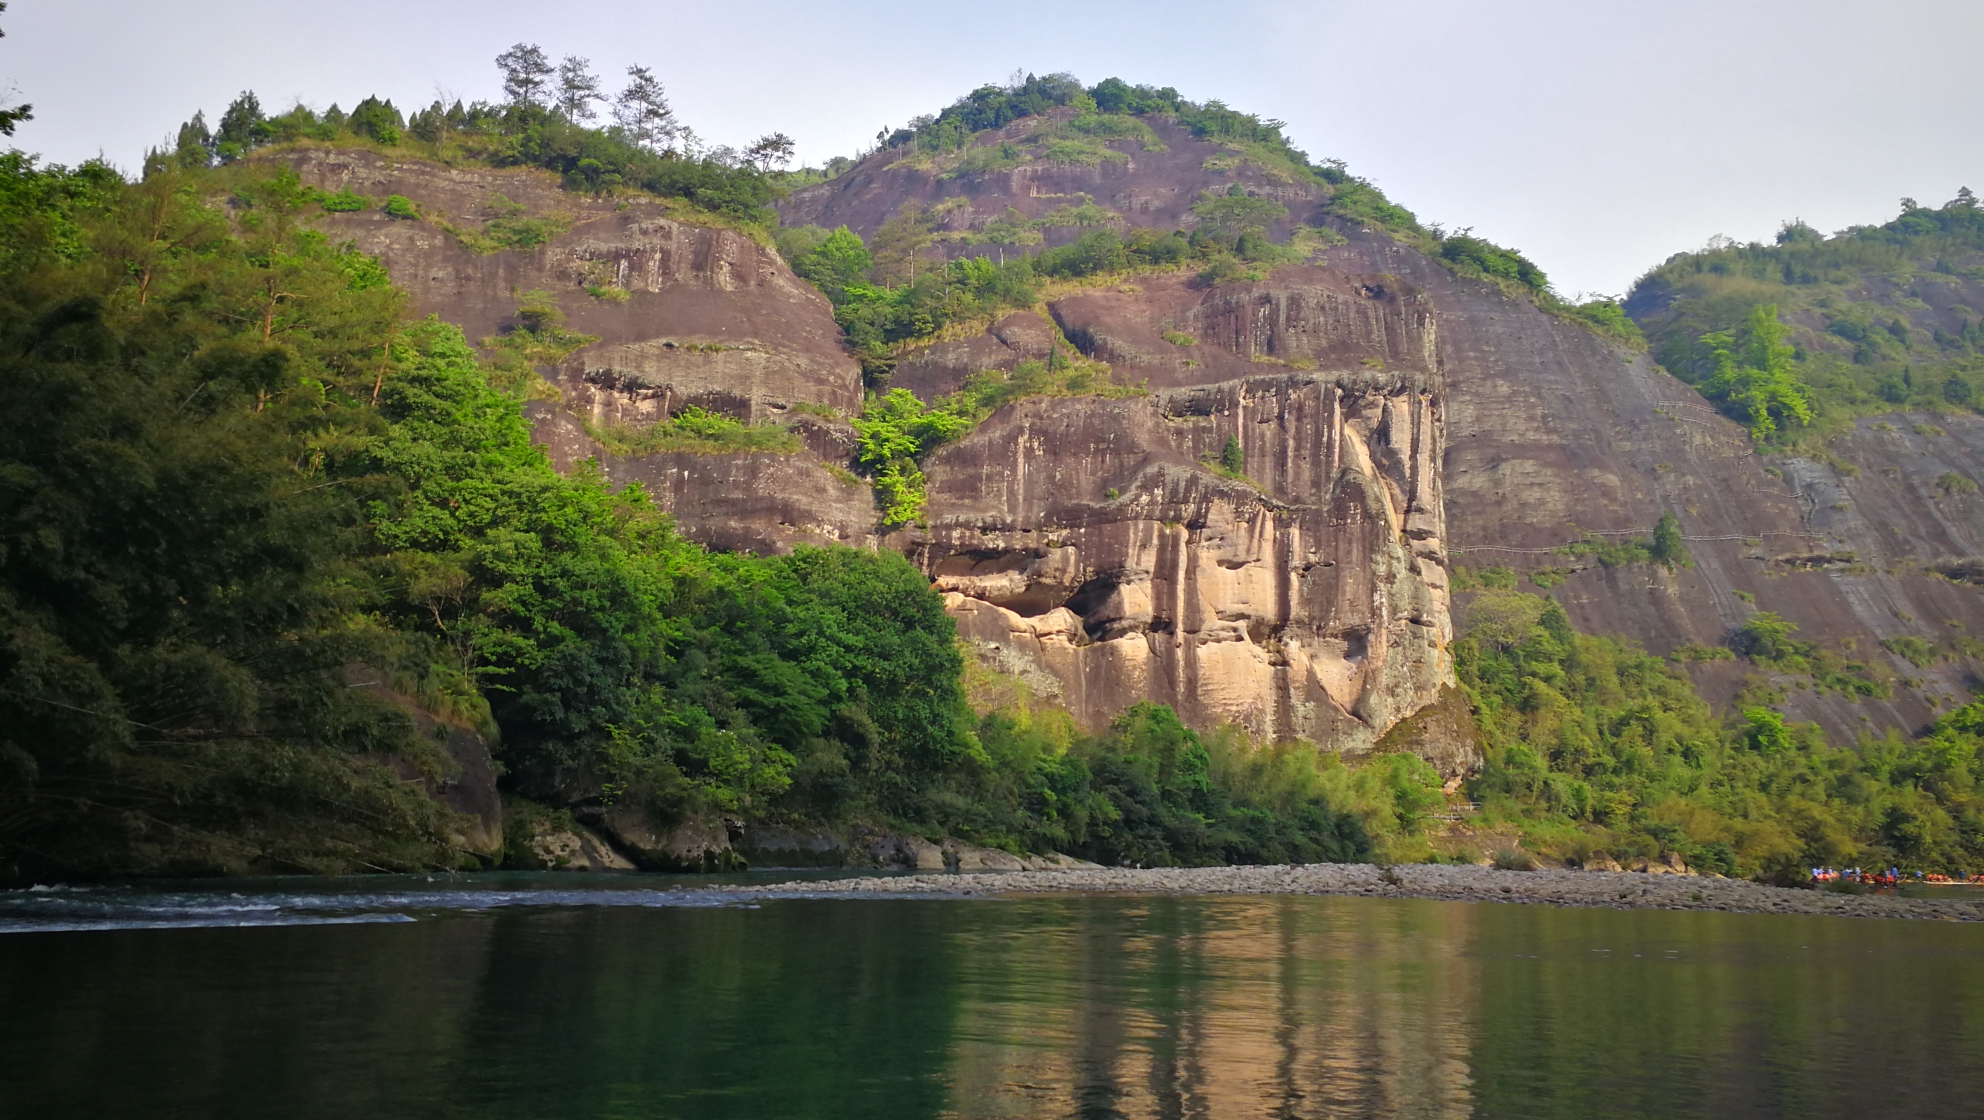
xmin=946 ymin=703 xmax=1375 ymax=866
xmin=1629 ymin=190 xmax=1984 ymax=444
xmin=1458 ymin=588 xmax=1983 ymax=878
xmin=0 ymin=153 xmax=939 ymax=873
xmin=779 ymin=187 xmax=1308 ymax=384
xmin=0 ymin=152 xmax=1399 ymax=879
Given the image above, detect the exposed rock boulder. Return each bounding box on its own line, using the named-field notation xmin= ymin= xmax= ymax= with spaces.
xmin=862 ymin=831 xmax=949 ymax=870
xmin=1370 ymin=684 xmax=1484 ymax=780
xmin=1630 ymin=854 xmax=1693 ymax=876
xmin=593 ymin=807 xmax=744 ymax=872
xmin=736 ymin=823 xmax=852 ymax=867
xmin=738 ymin=824 xmax=1099 ymax=871
xmin=526 ymin=822 xmax=635 ymax=872
xmin=942 ymin=841 xmax=1027 ymax=872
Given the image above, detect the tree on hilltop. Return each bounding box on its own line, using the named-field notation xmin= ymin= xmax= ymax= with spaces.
xmin=556 ymin=56 xmax=605 ymax=122
xmin=746 ymin=132 xmax=795 ymax=173
xmin=496 ymin=42 xmax=555 ymax=107
xmin=613 ymin=65 xmax=679 ymax=152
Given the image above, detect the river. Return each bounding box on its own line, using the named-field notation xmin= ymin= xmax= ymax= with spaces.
xmin=2 ymin=873 xmax=1980 ymax=1119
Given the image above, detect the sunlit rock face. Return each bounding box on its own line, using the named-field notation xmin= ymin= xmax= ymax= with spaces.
xmin=912 ymin=361 xmax=1451 ymax=754
xmin=892 ymin=260 xmax=1453 ymax=752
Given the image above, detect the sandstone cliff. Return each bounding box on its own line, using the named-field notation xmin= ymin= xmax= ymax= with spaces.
xmin=786 ymin=120 xmax=1984 ymax=745
xmin=288 ymin=148 xmax=1460 ymax=759
xmin=903 ymin=266 xmax=1452 ymax=752
xmin=292 ymin=127 xmax=1984 ymax=760
xmin=287 ymin=149 xmax=877 ymax=555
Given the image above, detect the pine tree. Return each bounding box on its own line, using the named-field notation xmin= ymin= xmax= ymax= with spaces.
xmin=215 ymin=91 xmax=263 ymax=162
xmin=1220 ymin=436 xmax=1245 ymax=475
xmin=613 ymin=65 xmax=678 ymax=151
xmin=495 ymin=43 xmax=554 ymax=107
xmin=555 ymin=56 xmax=604 ymax=122
xmin=1651 ymin=511 xmax=1690 ymax=568
xmin=174 ymin=111 xmax=214 ymax=169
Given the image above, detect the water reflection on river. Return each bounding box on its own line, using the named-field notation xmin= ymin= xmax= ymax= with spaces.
xmin=1 ymin=884 xmax=1980 ymax=1119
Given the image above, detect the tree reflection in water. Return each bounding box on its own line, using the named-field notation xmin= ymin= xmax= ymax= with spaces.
xmin=1 ymin=891 xmax=1981 ymax=1119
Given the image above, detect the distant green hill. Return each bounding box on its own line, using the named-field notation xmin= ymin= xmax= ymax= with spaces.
xmin=1627 ymin=190 xmax=1984 ymax=445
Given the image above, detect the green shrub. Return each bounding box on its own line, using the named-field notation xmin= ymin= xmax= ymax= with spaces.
xmin=319 ymin=189 xmax=369 ymax=212
xmin=383 ymin=194 xmax=418 ymax=220
xmin=1219 ymin=436 xmax=1245 ymax=474
xmin=1438 ymin=234 xmax=1548 ymax=292
xmin=592 ymin=406 xmax=801 ymax=456
xmin=1881 ymin=635 xmax=1942 ymax=668
xmin=1557 ymin=514 xmax=1691 ymax=570
xmin=1937 ymin=471 xmax=1978 ymax=497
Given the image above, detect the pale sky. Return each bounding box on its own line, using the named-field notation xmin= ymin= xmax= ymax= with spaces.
xmin=9 ymin=0 xmax=1980 ymax=297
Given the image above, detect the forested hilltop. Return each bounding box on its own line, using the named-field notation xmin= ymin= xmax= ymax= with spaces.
xmin=1628 ymin=192 xmax=1984 ymax=445
xmin=776 ymin=72 xmax=1639 ymax=382
xmin=2 ymin=43 xmax=1982 ymax=884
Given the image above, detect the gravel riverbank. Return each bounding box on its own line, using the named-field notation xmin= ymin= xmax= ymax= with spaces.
xmin=735 ymin=863 xmax=1984 ymax=921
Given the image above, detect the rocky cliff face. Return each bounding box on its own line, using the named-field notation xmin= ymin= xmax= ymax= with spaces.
xmin=1323 ymin=231 xmax=1984 ymax=739
xmin=781 ymin=110 xmax=1324 ymax=254
xmin=915 ymin=365 xmax=1450 ymax=750
xmin=294 ymin=129 xmax=1984 ymax=760
xmin=290 ymin=149 xmax=861 ymax=420
xmin=286 ymin=149 xmax=879 ymax=555
xmin=286 ymin=148 xmax=1461 ymax=757
xmin=902 ymin=264 xmax=1452 ymax=749
xmin=787 ymin=123 xmax=1984 ymax=745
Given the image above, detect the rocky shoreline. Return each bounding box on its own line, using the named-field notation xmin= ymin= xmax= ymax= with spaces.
xmin=733 ymin=862 xmax=1984 ymax=922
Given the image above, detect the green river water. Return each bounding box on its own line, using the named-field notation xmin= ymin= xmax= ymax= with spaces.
xmin=1 ymin=874 xmax=1981 ymax=1119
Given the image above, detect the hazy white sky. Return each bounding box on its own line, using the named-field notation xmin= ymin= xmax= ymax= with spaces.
xmin=8 ymin=0 xmax=1980 ymax=296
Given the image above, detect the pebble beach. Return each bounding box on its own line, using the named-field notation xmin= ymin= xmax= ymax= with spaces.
xmin=737 ymin=862 xmax=1984 ymax=921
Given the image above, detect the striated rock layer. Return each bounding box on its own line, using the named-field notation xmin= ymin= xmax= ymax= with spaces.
xmin=916 ymin=369 xmax=1452 ymax=751
xmin=903 ymin=264 xmax=1455 ymax=752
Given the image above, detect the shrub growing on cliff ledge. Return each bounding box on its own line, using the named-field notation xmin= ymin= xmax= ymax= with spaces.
xmin=1438 ymin=234 xmax=1548 ymax=292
